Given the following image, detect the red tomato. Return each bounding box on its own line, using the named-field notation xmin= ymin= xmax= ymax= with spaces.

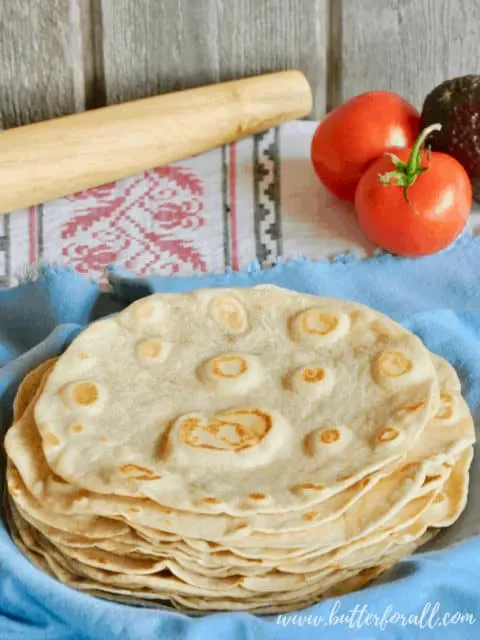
xmin=311 ymin=91 xmax=420 ymax=202
xmin=355 ymin=124 xmax=472 ymax=256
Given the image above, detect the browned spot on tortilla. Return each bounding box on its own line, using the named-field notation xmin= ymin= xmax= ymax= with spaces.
xmin=248 ymin=492 xmax=267 ymax=500
xmin=376 ymin=427 xmax=400 ymax=444
xmin=72 ymin=382 xmax=99 ymax=406
xmin=44 ymin=432 xmax=61 ymax=446
xmin=319 ymin=428 xmax=340 ymax=444
xmin=118 ymin=464 xmax=162 ymax=481
xmin=201 ymin=497 xmax=222 ymax=505
xmin=302 ymin=367 xmax=325 ymax=383
xmin=291 ymin=482 xmax=325 ymax=493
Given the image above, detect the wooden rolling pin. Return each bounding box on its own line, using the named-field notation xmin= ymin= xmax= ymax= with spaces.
xmin=0 ymin=71 xmax=312 ymax=215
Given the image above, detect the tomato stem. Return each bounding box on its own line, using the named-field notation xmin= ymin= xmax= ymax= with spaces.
xmin=377 ymin=123 xmax=442 ymax=206
xmin=406 ymin=123 xmax=441 ymax=177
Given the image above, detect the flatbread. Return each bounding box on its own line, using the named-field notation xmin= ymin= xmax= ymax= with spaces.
xmin=2 ymin=286 xmax=475 ymax=614
xmin=33 ymin=287 xmax=440 ymax=514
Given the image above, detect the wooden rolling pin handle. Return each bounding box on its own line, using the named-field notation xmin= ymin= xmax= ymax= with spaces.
xmin=0 ymin=71 xmax=312 ymax=215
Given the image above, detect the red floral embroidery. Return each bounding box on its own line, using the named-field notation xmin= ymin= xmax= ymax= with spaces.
xmin=61 ymin=166 xmax=206 ymax=281
xmin=65 ymin=244 xmax=120 ymax=274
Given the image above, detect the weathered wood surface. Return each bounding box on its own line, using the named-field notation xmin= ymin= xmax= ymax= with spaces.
xmin=0 ymin=0 xmax=479 ymax=128
xmin=99 ymin=0 xmax=329 ymax=115
xmin=0 ymin=0 xmax=85 ymax=128
xmin=340 ymin=0 xmax=480 ymax=110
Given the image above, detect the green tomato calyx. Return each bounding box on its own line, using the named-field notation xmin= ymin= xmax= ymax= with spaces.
xmin=377 ymin=123 xmax=442 ymax=207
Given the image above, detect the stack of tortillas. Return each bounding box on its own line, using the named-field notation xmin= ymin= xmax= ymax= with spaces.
xmin=3 ymin=285 xmax=475 ymax=614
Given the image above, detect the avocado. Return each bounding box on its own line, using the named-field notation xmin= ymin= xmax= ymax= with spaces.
xmin=420 ymin=75 xmax=480 ymax=202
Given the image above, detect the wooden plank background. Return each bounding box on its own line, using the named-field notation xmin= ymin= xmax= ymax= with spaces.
xmin=0 ymin=0 xmax=479 ymax=129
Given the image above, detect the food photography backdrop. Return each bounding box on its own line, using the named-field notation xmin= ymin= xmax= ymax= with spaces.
xmin=1 ymin=0 xmax=480 ymax=282
xmin=1 ymin=2 xmax=480 ymax=640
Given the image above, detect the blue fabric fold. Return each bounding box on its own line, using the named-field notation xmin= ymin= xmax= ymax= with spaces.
xmin=2 ymin=235 xmax=480 ymax=639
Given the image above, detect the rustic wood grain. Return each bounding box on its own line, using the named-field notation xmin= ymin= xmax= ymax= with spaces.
xmin=99 ymin=0 xmax=328 ymax=118
xmin=339 ymin=0 xmax=480 ymax=110
xmin=326 ymin=0 xmax=342 ymax=112
xmin=2 ymin=0 xmax=477 ymax=127
xmin=214 ymin=0 xmax=328 ymax=117
xmin=99 ymin=0 xmax=221 ymax=104
xmin=0 ymin=0 xmax=86 ymax=128
xmin=79 ymin=0 xmax=107 ymax=110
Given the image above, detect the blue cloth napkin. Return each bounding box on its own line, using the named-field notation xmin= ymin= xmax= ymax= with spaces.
xmin=2 ymin=234 xmax=480 ymax=640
